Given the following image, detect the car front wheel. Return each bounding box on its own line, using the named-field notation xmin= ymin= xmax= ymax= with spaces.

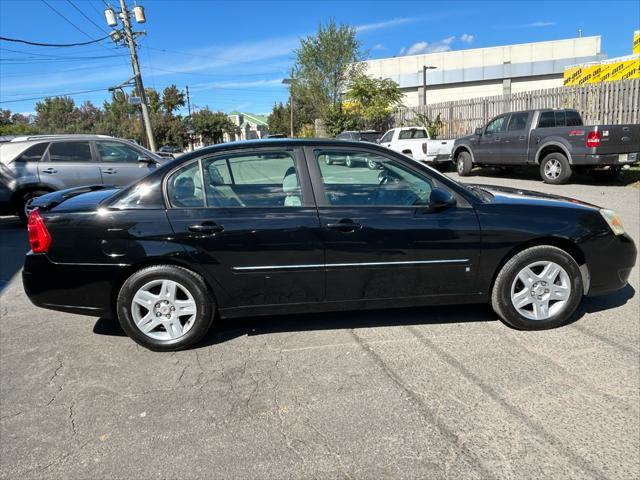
xmin=116 ymin=265 xmax=214 ymax=351
xmin=456 ymin=151 xmax=472 ymax=176
xmin=491 ymin=245 xmax=583 ymax=330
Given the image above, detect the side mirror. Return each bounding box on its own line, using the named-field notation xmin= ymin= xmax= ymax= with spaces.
xmin=137 ymin=155 xmax=157 ymax=165
xmin=428 ymin=188 xmax=456 ymax=210
xmin=475 ymin=128 xmax=483 ymax=136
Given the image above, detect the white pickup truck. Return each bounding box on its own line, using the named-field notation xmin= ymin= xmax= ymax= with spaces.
xmin=378 ymin=127 xmax=454 ymax=166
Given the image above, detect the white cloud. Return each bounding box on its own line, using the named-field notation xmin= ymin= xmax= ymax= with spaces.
xmin=356 ymin=17 xmax=415 ymax=33
xmin=497 ymin=21 xmax=556 ymax=29
xmin=460 ymin=33 xmax=474 ymax=44
xmin=371 ymin=43 xmax=386 ymax=51
xmin=402 ymin=36 xmax=455 ymax=56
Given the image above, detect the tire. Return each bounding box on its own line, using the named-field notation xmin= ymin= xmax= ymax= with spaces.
xmin=433 ymin=162 xmax=451 ymax=172
xmin=491 ymin=245 xmax=583 ymax=331
xmin=116 ymin=265 xmax=215 ymax=351
xmin=590 ymin=166 xmax=621 ymax=182
xmin=17 ymin=189 xmax=49 ymax=224
xmin=456 ymin=151 xmax=473 ymax=176
xmin=540 ymin=153 xmax=572 ymax=184
xmin=345 ymin=156 xmax=354 ymax=168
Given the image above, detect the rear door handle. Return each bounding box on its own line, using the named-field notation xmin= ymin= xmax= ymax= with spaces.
xmin=41 ymin=168 xmax=57 ymax=174
xmin=519 ymin=135 xmax=526 ymax=140
xmin=326 ymin=220 xmax=362 ymax=233
xmin=188 ymin=222 xmax=224 ymax=234
xmin=102 ymin=168 xmax=118 ymax=174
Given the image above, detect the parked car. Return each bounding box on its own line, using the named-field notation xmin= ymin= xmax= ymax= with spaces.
xmin=159 ymin=145 xmax=182 ymax=154
xmin=0 ymin=134 xmax=169 ymax=221
xmin=23 ymin=138 xmax=636 ymax=351
xmin=378 ymin=127 xmax=454 ymax=166
xmin=336 ymin=130 xmax=382 ymax=143
xmin=452 ymin=109 xmax=640 ymax=184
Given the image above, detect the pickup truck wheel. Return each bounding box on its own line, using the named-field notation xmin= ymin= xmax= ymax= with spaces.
xmin=456 ymin=151 xmax=473 ymax=176
xmin=17 ymin=190 xmax=49 ymax=224
xmin=540 ymin=153 xmax=571 ymax=184
xmin=345 ymin=156 xmax=354 ymax=168
xmin=590 ymin=166 xmax=621 ymax=182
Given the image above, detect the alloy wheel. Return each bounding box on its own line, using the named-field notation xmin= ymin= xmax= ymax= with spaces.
xmin=544 ymin=159 xmax=562 ymax=180
xmin=131 ymin=279 xmax=198 ymax=341
xmin=510 ymin=260 xmax=571 ymax=320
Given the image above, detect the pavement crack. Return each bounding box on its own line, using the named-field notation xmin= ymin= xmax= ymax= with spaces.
xmin=68 ymin=403 xmax=77 ymax=436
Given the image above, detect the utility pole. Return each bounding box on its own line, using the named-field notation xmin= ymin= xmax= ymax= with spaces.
xmin=185 ymin=85 xmax=193 ymax=151
xmin=282 ymin=69 xmax=294 ymax=137
xmin=186 ymin=85 xmax=192 ymax=116
xmin=104 ymin=1 xmax=156 ymax=151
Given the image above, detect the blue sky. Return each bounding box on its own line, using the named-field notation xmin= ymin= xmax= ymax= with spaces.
xmin=1 ymin=0 xmax=638 ymax=116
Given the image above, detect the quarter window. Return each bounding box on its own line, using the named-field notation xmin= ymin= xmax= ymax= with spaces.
xmin=485 ymin=116 xmax=505 ymax=134
xmin=315 ymin=151 xmax=433 ymax=207
xmin=507 ymin=112 xmax=529 ymax=131
xmin=97 ymin=141 xmax=142 ymax=163
xmin=16 ymin=142 xmax=48 ymax=162
xmin=47 ymin=141 xmax=92 ymax=162
xmin=167 ymin=161 xmax=204 ymax=208
xmin=202 ymin=151 xmax=300 ymax=207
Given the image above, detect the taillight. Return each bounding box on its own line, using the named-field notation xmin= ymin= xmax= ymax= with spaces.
xmin=586 ymin=131 xmax=601 ymax=148
xmin=27 ymin=209 xmax=51 ymax=253
xmin=422 ymin=142 xmax=427 ymax=154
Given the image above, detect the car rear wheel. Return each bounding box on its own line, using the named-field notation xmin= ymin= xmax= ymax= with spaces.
xmin=540 ymin=153 xmax=572 ymax=184
xmin=18 ymin=190 xmax=49 ymax=224
xmin=456 ymin=151 xmax=472 ymax=176
xmin=491 ymin=245 xmax=583 ymax=330
xmin=117 ymin=265 xmax=214 ymax=351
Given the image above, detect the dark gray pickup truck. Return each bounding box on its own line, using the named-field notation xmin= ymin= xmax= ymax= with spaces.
xmin=452 ymin=109 xmax=640 ymax=184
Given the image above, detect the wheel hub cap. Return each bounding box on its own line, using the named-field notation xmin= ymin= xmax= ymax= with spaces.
xmin=510 ymin=260 xmax=571 ymax=321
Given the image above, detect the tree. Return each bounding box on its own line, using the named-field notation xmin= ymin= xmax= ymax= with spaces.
xmin=162 ymin=85 xmax=186 ymax=115
xmin=0 ymin=109 xmax=38 ymax=136
xmin=293 ymin=20 xmax=364 ymax=129
xmin=415 ymin=112 xmax=444 ymax=139
xmin=267 ymin=102 xmax=290 ymax=135
xmin=191 ymin=108 xmax=238 ymax=145
xmin=97 ymin=91 xmax=140 ymax=141
xmin=344 ymin=75 xmax=403 ymax=130
xmin=34 ymin=96 xmax=76 ymax=133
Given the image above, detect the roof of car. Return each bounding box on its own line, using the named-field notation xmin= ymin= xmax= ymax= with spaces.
xmin=9 ymin=134 xmax=114 ymax=143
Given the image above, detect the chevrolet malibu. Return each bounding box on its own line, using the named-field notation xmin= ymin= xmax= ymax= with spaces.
xmin=22 ymin=139 xmax=636 ymax=351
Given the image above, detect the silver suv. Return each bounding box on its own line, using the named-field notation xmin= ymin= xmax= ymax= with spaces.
xmin=0 ymin=134 xmax=171 ymax=221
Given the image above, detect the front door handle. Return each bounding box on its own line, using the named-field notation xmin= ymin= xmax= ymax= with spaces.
xmin=326 ymin=219 xmax=362 ymax=233
xmin=102 ymin=168 xmax=118 ymax=174
xmin=188 ymin=222 xmax=224 ymax=234
xmin=41 ymin=168 xmax=57 ymax=174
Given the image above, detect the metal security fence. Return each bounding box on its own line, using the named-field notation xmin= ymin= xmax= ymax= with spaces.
xmin=392 ymin=78 xmax=640 ymax=139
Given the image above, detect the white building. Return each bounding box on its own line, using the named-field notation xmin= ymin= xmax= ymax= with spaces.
xmin=225 ymin=111 xmax=269 ymax=142
xmin=363 ymin=36 xmax=605 ymax=107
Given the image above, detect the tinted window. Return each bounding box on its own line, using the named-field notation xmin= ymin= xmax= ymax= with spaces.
xmin=399 ymin=128 xmax=427 ymax=139
xmin=202 ymin=151 xmax=299 ymax=207
xmin=315 ymin=150 xmax=433 ymax=207
xmin=167 ymin=161 xmax=204 ymax=208
xmin=566 ymin=111 xmax=583 ymax=126
xmin=336 ymin=133 xmax=351 ymax=140
xmin=507 ymin=112 xmax=529 ymax=131
xmin=538 ymin=112 xmax=555 ymax=128
xmin=554 ymin=111 xmax=566 ymax=127
xmin=48 ymin=141 xmax=92 ymax=162
xmin=97 ymin=141 xmax=141 ymax=163
xmin=380 ymin=130 xmax=394 ymax=143
xmin=16 ymin=142 xmax=48 ymax=162
xmin=485 ymin=116 xmax=505 ymax=134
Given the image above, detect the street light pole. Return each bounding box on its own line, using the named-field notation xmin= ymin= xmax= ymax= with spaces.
xmin=282 ymin=70 xmax=294 ymax=137
xmin=422 ymin=65 xmax=437 ymax=107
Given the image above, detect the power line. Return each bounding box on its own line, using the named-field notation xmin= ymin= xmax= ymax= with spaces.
xmin=65 ymin=0 xmax=111 ymax=36
xmin=0 ymin=87 xmax=109 ymax=104
xmin=40 ymin=0 xmax=99 ymax=41
xmin=0 ymin=35 xmax=111 ymax=48
xmin=0 ymin=47 xmax=127 ymax=61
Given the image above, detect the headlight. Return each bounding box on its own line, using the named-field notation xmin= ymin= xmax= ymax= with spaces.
xmin=600 ymin=209 xmax=625 ymax=235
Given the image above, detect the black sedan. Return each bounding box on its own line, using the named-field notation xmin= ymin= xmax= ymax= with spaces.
xmin=22 ymin=139 xmax=636 ymax=351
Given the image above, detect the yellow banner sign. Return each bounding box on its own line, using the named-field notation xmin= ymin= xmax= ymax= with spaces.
xmin=564 ymin=57 xmax=640 ymax=86
xmin=634 ymin=31 xmax=640 ymax=55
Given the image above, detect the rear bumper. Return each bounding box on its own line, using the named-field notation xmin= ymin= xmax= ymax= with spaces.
xmin=585 ymin=233 xmax=637 ymax=296
xmin=425 ymin=154 xmax=452 ymax=163
xmin=22 ymin=253 xmax=126 ymax=317
xmin=573 ymin=152 xmax=639 ymax=166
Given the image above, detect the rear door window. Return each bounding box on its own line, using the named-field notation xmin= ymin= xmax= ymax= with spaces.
xmin=554 ymin=111 xmax=566 ymax=127
xmin=538 ymin=112 xmax=555 ymax=128
xmin=16 ymin=142 xmax=49 ymax=162
xmin=566 ymin=111 xmax=583 ymax=126
xmin=507 ymin=112 xmax=529 ymax=131
xmin=48 ymin=141 xmax=92 ymax=162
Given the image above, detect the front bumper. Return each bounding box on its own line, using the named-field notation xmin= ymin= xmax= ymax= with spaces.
xmin=22 ymin=253 xmax=126 ymax=317
xmin=585 ymin=232 xmax=637 ymax=296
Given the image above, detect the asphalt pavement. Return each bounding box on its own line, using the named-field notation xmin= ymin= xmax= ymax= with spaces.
xmin=1 ymin=167 xmax=638 ymax=479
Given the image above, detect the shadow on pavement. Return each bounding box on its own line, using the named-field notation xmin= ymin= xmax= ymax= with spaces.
xmin=92 ymin=284 xmax=636 ymax=347
xmin=0 ymin=216 xmax=27 ymax=294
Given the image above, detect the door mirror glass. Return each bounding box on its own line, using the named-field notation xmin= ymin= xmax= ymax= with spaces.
xmin=428 ymin=187 xmax=456 ymax=209
xmin=137 ymin=155 xmax=157 ymax=165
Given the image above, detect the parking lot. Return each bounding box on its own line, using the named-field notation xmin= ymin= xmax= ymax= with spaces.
xmin=1 ymin=169 xmax=638 ymax=479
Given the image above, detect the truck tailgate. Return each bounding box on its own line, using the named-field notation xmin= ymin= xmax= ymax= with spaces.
xmin=594 ymin=124 xmax=640 ymax=154
xmin=427 ymin=139 xmax=454 ymax=156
